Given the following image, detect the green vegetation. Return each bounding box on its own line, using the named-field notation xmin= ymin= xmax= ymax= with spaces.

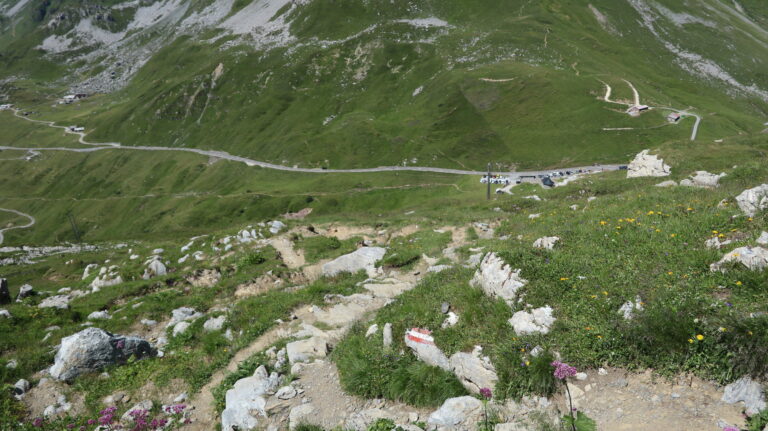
xmin=379 ymin=230 xmax=452 ymax=269
xmin=295 ymin=234 xmax=361 ymax=263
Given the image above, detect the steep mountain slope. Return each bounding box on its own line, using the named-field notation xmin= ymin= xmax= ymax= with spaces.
xmin=1 ymin=0 xmax=767 ymax=169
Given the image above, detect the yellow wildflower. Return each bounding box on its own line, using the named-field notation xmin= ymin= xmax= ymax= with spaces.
xmin=688 ymin=339 xmax=694 ymax=344
xmin=736 ymin=281 xmax=742 ymax=286
xmin=696 ymin=334 xmax=704 ymax=341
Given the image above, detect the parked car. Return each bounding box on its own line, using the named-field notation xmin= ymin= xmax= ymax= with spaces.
xmin=618 ymin=165 xmax=628 ymax=170
xmin=542 ymin=176 xmax=555 ymax=187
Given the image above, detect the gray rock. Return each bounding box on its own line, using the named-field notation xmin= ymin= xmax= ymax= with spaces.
xmin=289 ymin=404 xmax=317 ymax=431
xmin=346 ymin=408 xmax=395 ymax=431
xmin=441 ymin=312 xmax=459 ymax=329
xmin=706 ymin=237 xmax=733 ymax=250
xmin=38 ymin=295 xmax=70 ymax=310
xmin=470 ymin=253 xmax=527 ymax=307
xmin=50 ymin=328 xmax=156 ymax=382
xmin=365 ymin=324 xmax=379 ymax=338
xmin=0 ymin=279 xmax=11 ymax=304
xmin=383 ymin=323 xmax=393 ymax=348
xmin=0 ymin=309 xmax=11 ymax=319
xmin=16 ymin=284 xmax=34 ymax=301
xmin=736 ymin=184 xmax=768 ymax=217
xmin=322 ymin=247 xmax=386 ymax=278
xmin=87 ymin=311 xmax=111 ymax=320
xmin=627 ymin=150 xmax=671 ymax=178
xmin=710 ymin=246 xmax=768 ymax=272
xmin=173 ymin=321 xmax=191 ymax=337
xmin=757 ymin=232 xmax=768 ymax=246
xmin=13 ymin=379 xmax=30 ymax=395
xmin=286 ymin=337 xmax=328 ymax=364
xmin=441 ymin=302 xmax=450 ymax=314
xmin=427 ymin=264 xmax=452 ymax=274
xmin=494 ymin=424 xmax=529 ymax=431
xmin=404 ymin=328 xmax=450 ymax=371
xmin=142 ymin=259 xmax=167 ymax=279
xmin=722 ymin=376 xmax=766 ymax=416
xmin=449 ymin=347 xmax=498 ymax=394
xmin=222 ymin=365 xmax=280 ymax=431
xmin=140 ymin=319 xmax=157 ymax=326
xmin=268 ymin=220 xmax=286 ymax=235
xmin=276 ymin=386 xmax=297 ymax=400
xmin=6 ymin=359 xmax=17 ymax=369
xmin=655 ymin=180 xmax=678 ymax=188
xmin=533 ymin=236 xmax=560 ymax=250
xmin=427 ymin=396 xmax=483 ymax=428
xmin=680 ymin=171 xmax=726 ymax=188
xmin=173 ymin=393 xmax=188 ymax=403
xmin=168 ymin=307 xmax=203 ymax=327
xmin=509 ymin=306 xmax=556 ymax=335
xmin=203 ymin=315 xmax=227 ymax=332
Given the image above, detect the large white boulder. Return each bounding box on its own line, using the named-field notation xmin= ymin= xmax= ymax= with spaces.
xmin=50 ymin=328 xmax=156 ymax=382
xmin=427 ymin=396 xmax=484 ymax=429
xmin=221 ymin=365 xmax=280 ymax=431
xmin=142 ymin=259 xmax=167 ymax=280
xmin=470 ymin=253 xmax=527 ymax=307
xmin=322 ymin=247 xmax=386 ymax=277
xmin=627 ymin=150 xmax=671 ymax=178
xmin=710 ymin=246 xmax=768 ymax=272
xmin=203 ymin=316 xmax=227 ymax=332
xmin=509 ymin=306 xmax=556 ymax=335
xmin=533 ymin=236 xmax=560 ymax=250
xmin=38 ymin=295 xmax=70 ymax=310
xmin=679 ymin=171 xmax=726 ymax=188
xmin=286 ymin=337 xmax=328 ymax=364
xmin=736 ymin=184 xmax=768 ymax=217
xmin=449 ymin=346 xmax=498 ymax=394
xmin=404 ymin=328 xmax=450 ymax=371
xmin=722 ymin=376 xmax=766 ymax=416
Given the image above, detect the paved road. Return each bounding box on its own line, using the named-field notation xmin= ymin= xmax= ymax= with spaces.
xmin=0 ymin=208 xmax=35 ymax=245
xmin=2 ymin=108 xmax=624 ymax=176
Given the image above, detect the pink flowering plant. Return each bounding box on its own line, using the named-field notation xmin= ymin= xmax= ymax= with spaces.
xmin=551 ymin=361 xmax=582 ymax=431
xmin=23 ymin=404 xmax=190 ymax=431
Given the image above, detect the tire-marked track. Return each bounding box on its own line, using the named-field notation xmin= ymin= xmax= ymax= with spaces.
xmin=0 ymin=208 xmax=35 ymax=245
xmin=3 ymin=108 xmax=624 ymax=176
xmin=623 ymin=79 xmax=641 ymax=106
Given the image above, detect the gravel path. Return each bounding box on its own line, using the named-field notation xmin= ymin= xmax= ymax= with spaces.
xmin=5 ymin=108 xmax=623 ymax=177
xmin=0 ymin=208 xmax=35 ymax=245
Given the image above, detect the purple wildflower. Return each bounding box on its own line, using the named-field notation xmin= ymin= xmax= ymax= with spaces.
xmin=551 ymin=361 xmax=577 ymax=380
xmin=479 ymin=388 xmax=492 ymax=400
xmin=116 ymin=339 xmax=125 ymax=349
xmin=32 ymin=418 xmax=44 ymax=427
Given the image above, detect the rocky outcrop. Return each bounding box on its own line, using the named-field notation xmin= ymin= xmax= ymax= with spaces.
xmin=289 ymin=404 xmax=317 ymax=431
xmin=404 ymin=328 xmax=450 ymax=371
xmin=679 ymin=171 xmax=726 ymax=188
xmin=203 ymin=315 xmax=227 ymax=332
xmin=187 ymin=269 xmax=221 ymax=288
xmin=758 ymin=232 xmax=768 ymax=246
xmin=221 ymin=365 xmax=281 ymax=431
xmin=509 ymin=306 xmax=556 ymax=335
xmin=322 ymin=247 xmax=386 ymax=277
xmin=427 ymin=396 xmax=484 ymax=429
xmin=705 ymin=237 xmax=732 ymax=250
xmin=449 ymin=346 xmax=498 ymax=394
xmin=710 ymin=246 xmax=768 ymax=272
xmin=286 ymin=337 xmax=328 ymax=364
xmin=50 ymin=328 xmax=156 ymax=382
xmin=533 ymin=236 xmax=560 ymax=250
xmin=38 ymin=295 xmax=70 ymax=310
xmin=722 ymin=376 xmax=766 ymax=416
xmin=736 ymin=184 xmax=768 ymax=217
xmin=142 ymin=258 xmax=167 ymax=279
xmin=470 ymin=253 xmax=527 ymax=307
xmin=16 ymin=284 xmax=34 ymax=301
xmin=627 ymin=150 xmax=671 ymax=178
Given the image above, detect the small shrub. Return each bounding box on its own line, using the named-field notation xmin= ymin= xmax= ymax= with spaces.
xmin=236 ymin=251 xmax=266 ymax=271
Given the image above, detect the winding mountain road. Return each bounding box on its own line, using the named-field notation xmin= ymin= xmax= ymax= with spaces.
xmin=2 ymin=108 xmax=623 ymax=177
xmin=0 ymin=208 xmax=35 ymax=245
